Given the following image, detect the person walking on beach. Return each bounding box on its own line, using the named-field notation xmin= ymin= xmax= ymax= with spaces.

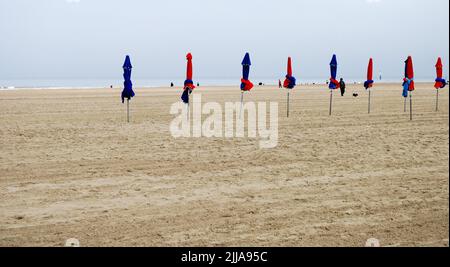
xmin=278 ymin=79 xmax=282 ymax=88
xmin=339 ymin=78 xmax=346 ymax=96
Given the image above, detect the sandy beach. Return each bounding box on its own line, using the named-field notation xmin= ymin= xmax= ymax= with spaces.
xmin=0 ymin=83 xmax=448 ymax=247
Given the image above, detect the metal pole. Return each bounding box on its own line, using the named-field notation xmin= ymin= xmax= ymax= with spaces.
xmin=239 ymin=91 xmax=244 ymax=119
xmin=329 ymin=89 xmax=333 ymax=116
xmin=436 ymin=89 xmax=439 ymax=112
xmin=127 ymin=99 xmax=130 ymax=123
xmin=287 ymin=90 xmax=290 ymax=118
xmin=368 ymin=88 xmax=371 ymax=114
xmin=187 ymin=91 xmax=190 ymax=121
xmin=409 ymin=91 xmax=413 ymax=121
xmin=404 ymin=97 xmax=407 ymax=113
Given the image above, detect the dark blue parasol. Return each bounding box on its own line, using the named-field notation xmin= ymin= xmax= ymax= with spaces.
xmin=121 ymin=55 xmax=135 ymax=103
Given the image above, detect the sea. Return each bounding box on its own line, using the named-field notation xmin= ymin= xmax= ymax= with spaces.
xmin=0 ymin=77 xmax=435 ymax=90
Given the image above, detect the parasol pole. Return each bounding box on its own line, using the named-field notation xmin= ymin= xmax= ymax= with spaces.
xmin=435 ymin=89 xmax=439 ymax=112
xmin=187 ymin=90 xmax=190 ymax=121
xmin=404 ymin=97 xmax=407 ymax=112
xmin=368 ymin=88 xmax=371 ymax=114
xmin=409 ymin=91 xmax=413 ymax=121
xmin=287 ymin=90 xmax=290 ymax=118
xmin=240 ymin=91 xmax=244 ymax=119
xmin=329 ymin=89 xmax=333 ymax=116
xmin=127 ymin=99 xmax=129 ymax=123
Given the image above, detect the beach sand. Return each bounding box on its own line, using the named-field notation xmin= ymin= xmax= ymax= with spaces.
xmin=0 ymin=83 xmax=448 ymax=247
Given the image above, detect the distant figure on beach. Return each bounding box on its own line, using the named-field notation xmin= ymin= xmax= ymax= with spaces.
xmin=278 ymin=80 xmax=282 ymax=88
xmin=197 ymin=82 xmax=199 ymax=87
xmin=170 ymin=82 xmax=174 ymax=87
xmin=110 ymin=85 xmax=113 ymax=89
xmin=259 ymin=82 xmax=263 ymax=86
xmin=339 ymin=78 xmax=346 ymax=96
xmin=326 ymin=80 xmax=329 ymax=85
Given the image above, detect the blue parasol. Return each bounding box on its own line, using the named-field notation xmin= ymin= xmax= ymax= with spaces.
xmin=121 ymin=55 xmax=135 ymax=103
xmin=240 ymin=53 xmax=253 ymax=91
xmin=329 ymin=54 xmax=339 ymax=90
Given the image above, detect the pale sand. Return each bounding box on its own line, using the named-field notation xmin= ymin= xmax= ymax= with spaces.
xmin=0 ymin=83 xmax=448 ymax=247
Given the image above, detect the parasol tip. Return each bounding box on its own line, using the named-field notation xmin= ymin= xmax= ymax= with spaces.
xmin=123 ymin=55 xmax=132 ymax=69
xmin=330 ymin=54 xmax=337 ymax=66
xmin=242 ymin=52 xmax=251 ymax=66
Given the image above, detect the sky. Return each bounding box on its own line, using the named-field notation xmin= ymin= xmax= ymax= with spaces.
xmin=0 ymin=0 xmax=449 ymax=83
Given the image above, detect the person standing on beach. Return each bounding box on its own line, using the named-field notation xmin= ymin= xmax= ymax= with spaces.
xmin=339 ymin=78 xmax=346 ymax=96
xmin=279 ymin=79 xmax=282 ymax=88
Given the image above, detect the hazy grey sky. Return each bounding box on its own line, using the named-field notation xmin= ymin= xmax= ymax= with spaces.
xmin=0 ymin=0 xmax=449 ymax=81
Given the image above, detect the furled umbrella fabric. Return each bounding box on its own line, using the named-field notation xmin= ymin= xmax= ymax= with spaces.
xmin=283 ymin=57 xmax=296 ymax=89
xmin=329 ymin=54 xmax=340 ymax=90
xmin=181 ymin=53 xmax=196 ymax=104
xmin=402 ymin=56 xmax=415 ymax=97
xmin=364 ymin=58 xmax=374 ymax=90
xmin=435 ymin=57 xmax=447 ymax=89
xmin=121 ymin=55 xmax=135 ymax=103
xmin=241 ymin=53 xmax=254 ymax=91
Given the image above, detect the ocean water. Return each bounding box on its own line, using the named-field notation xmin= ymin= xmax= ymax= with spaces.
xmin=0 ymin=77 xmax=434 ymax=90
xmin=0 ymin=78 xmax=304 ymax=89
